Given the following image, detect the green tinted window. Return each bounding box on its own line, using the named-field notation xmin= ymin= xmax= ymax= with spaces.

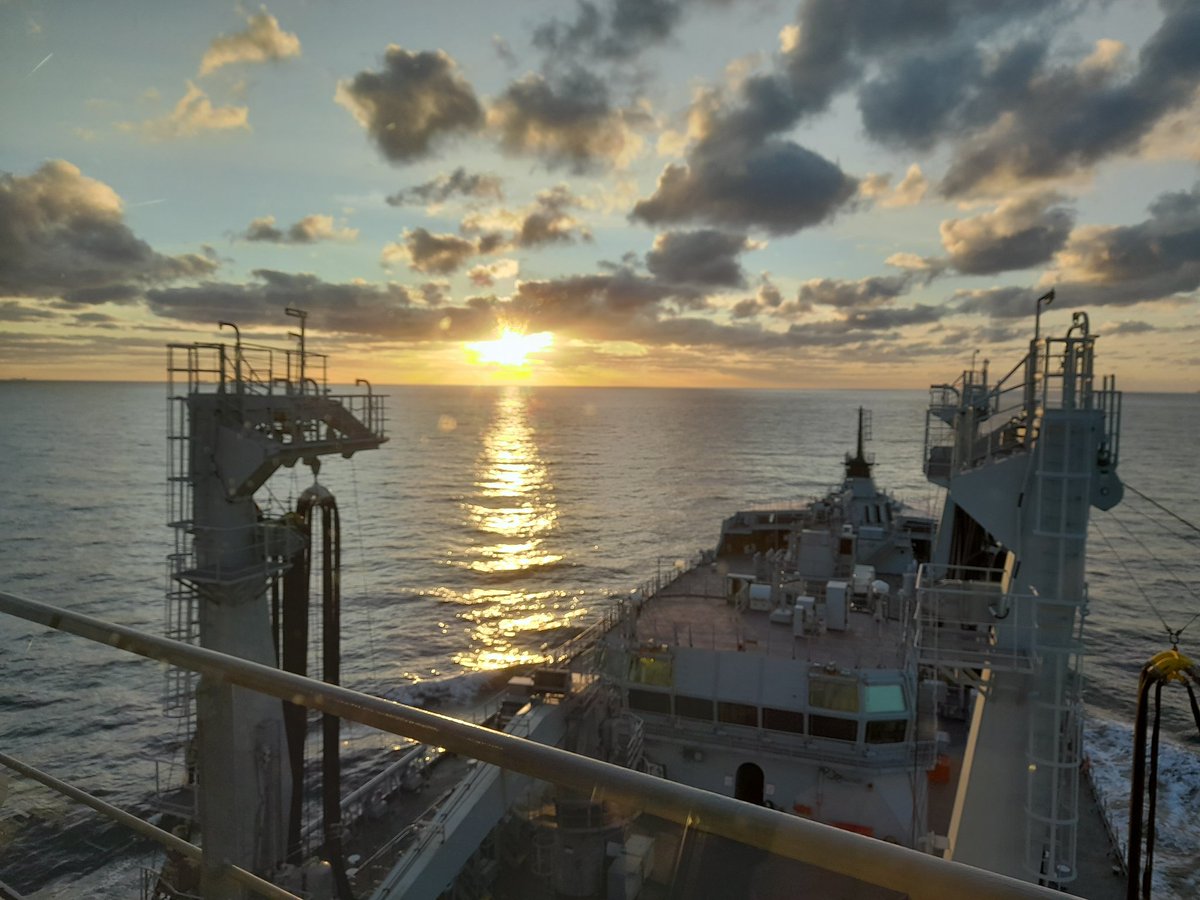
xmin=863 ymin=684 xmax=906 ymax=713
xmin=629 ymin=655 xmax=673 ymax=686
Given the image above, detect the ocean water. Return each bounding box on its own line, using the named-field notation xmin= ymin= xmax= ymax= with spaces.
xmin=0 ymin=382 xmax=1197 ymax=896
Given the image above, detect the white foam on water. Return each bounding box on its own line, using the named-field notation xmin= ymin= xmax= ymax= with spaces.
xmin=1085 ymin=714 xmax=1200 ymax=899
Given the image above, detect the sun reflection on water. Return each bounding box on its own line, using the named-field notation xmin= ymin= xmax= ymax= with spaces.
xmin=450 ymin=387 xmax=587 ymax=671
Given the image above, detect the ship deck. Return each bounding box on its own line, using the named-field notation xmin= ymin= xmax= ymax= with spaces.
xmin=634 ymin=563 xmax=910 ymax=670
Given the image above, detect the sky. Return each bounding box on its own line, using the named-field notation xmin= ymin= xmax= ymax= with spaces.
xmin=1 ymin=0 xmax=1198 ymax=389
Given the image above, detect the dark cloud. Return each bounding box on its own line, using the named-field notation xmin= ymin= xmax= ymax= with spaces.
xmin=146 ymin=269 xmax=498 ymax=340
xmin=386 ymin=168 xmax=503 ymax=206
xmin=0 ymin=300 xmax=56 ymax=321
xmin=758 ymin=0 xmax=1014 ymax=133
xmin=939 ymin=3 xmax=1200 ymax=196
xmin=1037 ymin=182 xmax=1200 ymax=307
xmin=840 ymin=304 xmax=945 ymax=329
xmin=517 ymin=186 xmax=593 ymax=246
xmin=58 ymin=284 xmax=144 ymax=305
xmin=509 ymin=263 xmax=950 ymax=351
xmin=0 ymin=160 xmax=216 ymax=304
xmin=954 ymin=285 xmax=1040 ymax=319
xmin=858 ymin=46 xmax=982 ymax=151
xmin=492 ymin=36 xmax=518 ymax=68
xmin=798 ymin=274 xmax=913 ymax=309
xmin=460 ymin=185 xmax=593 ymax=249
xmin=490 ymin=68 xmax=643 ymax=172
xmin=939 ymin=193 xmax=1075 ymax=275
xmin=533 ymin=0 xmax=685 ymax=62
xmin=632 ymin=137 xmax=857 ymax=234
xmin=1104 ymin=320 xmax=1156 ymax=335
xmin=730 ymin=277 xmax=786 ymax=319
xmin=241 ymin=214 xmax=357 ymax=244
xmin=628 ymin=1 xmax=1067 ymax=233
xmin=386 ymin=228 xmax=480 ymax=275
xmin=336 ymin=47 xmax=484 ymax=163
xmin=511 ymin=268 xmax=678 ymax=338
xmin=69 ymin=311 xmax=120 ymax=329
xmin=645 ymin=230 xmax=753 ymax=287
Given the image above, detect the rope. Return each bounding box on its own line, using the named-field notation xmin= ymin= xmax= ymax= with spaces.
xmin=1109 ymin=510 xmax=1200 ymax=611
xmin=1093 ymin=521 xmax=1178 ymax=644
xmin=1125 ymin=482 xmax=1200 ymax=536
xmin=1116 ymin=492 xmax=1200 ymax=639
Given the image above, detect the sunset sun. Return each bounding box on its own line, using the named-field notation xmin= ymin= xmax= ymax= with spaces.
xmin=466 ymin=329 xmax=554 ymax=367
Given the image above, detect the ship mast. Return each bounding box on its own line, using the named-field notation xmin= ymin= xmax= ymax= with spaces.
xmin=921 ymin=306 xmax=1122 ymax=886
xmin=166 ymin=315 xmax=386 ymax=896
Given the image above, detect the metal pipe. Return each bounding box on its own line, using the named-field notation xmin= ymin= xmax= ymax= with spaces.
xmin=0 ymin=750 xmax=299 ymax=900
xmin=0 ymin=590 xmax=1066 ymax=900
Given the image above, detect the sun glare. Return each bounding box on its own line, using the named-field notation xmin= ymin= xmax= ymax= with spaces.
xmin=467 ymin=329 xmax=554 ymax=367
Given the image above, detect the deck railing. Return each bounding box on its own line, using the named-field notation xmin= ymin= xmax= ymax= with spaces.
xmin=0 ymin=588 xmax=1070 ymax=900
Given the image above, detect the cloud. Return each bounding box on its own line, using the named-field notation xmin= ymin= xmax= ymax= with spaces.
xmin=461 ymin=185 xmax=593 ymax=249
xmin=199 ymin=8 xmax=301 ymax=76
xmin=383 ymin=228 xmax=479 ymax=275
xmin=336 ymin=47 xmax=484 ymax=163
xmin=883 ymin=164 xmax=928 ymax=208
xmin=1045 ymin=182 xmax=1200 ymax=304
xmin=938 ymin=4 xmax=1200 ymax=196
xmin=798 ymin=274 xmax=914 ymax=310
xmin=730 ymin=276 xmax=787 ymax=319
xmin=492 ymin=35 xmax=518 ymax=68
xmin=509 ymin=265 xmax=948 ymax=351
xmin=939 ymin=193 xmax=1075 ymax=275
xmin=509 ymin=267 xmax=698 ymax=339
xmin=489 ymin=68 xmax=644 ymax=172
xmin=886 ymin=252 xmax=943 ymax=273
xmin=241 ymin=214 xmax=358 ymax=244
xmin=858 ymin=164 xmax=928 ymax=209
xmin=386 ymin=167 xmax=503 ymax=206
xmin=954 ymin=285 xmax=1047 ymax=319
xmin=532 ymin=0 xmax=686 ymax=62
xmin=120 ymin=81 xmax=249 ymax=140
xmin=469 ymin=259 xmax=520 ymax=286
xmin=0 ymin=300 xmax=56 ymax=322
xmin=645 ymin=229 xmax=754 ymax=287
xmin=632 ymin=134 xmax=857 ymax=234
xmin=516 ymin=185 xmax=593 ymax=246
xmin=0 ymin=160 xmax=216 ymax=303
xmin=956 ymin=187 xmax=1200 ymax=317
xmin=1139 ymin=86 xmax=1200 ymax=161
xmin=146 ymin=269 xmax=499 ymax=340
xmin=1103 ymin=320 xmax=1156 ymax=335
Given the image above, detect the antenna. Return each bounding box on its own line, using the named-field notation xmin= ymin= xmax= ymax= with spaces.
xmin=285 ymin=307 xmax=308 ymax=392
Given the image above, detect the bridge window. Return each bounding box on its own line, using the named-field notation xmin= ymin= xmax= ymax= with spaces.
xmin=809 ymin=677 xmax=859 ymax=712
xmin=629 ymin=655 xmax=673 ymax=686
xmin=762 ymin=707 xmax=805 ymax=734
xmin=863 ymin=684 xmax=906 ymax=713
xmin=717 ymin=701 xmax=759 ymax=727
xmin=675 ymin=695 xmax=714 ymax=721
xmin=628 ymin=689 xmax=671 ymax=714
xmin=810 ymin=715 xmax=858 ymax=742
xmin=866 ymin=719 xmax=908 ymax=743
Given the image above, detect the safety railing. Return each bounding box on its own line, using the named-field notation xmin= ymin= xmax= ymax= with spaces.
xmin=0 ymin=589 xmax=1072 ymax=900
